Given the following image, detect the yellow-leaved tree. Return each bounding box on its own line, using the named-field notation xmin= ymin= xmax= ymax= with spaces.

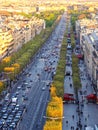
xmin=44 ymin=84 xmax=63 ymax=130
xmin=4 ymin=67 xmax=15 ymax=80
xmin=0 ymin=81 xmax=5 ymax=93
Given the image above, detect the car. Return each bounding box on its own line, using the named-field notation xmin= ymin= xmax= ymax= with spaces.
xmin=42 ymin=87 xmax=46 ymax=91
xmin=11 ymin=110 xmax=17 ymax=115
xmin=17 ymin=86 xmax=21 ymax=90
xmin=46 ymin=82 xmax=51 ymax=86
xmin=30 ymin=80 xmax=33 ymax=82
xmin=0 ymin=119 xmax=5 ymax=128
xmin=15 ymin=115 xmax=21 ymax=119
xmin=1 ymin=91 xmax=7 ymax=96
xmin=0 ymin=113 xmax=2 ymax=118
xmin=9 ymin=122 xmax=16 ymax=129
xmin=2 ymin=113 xmax=8 ymax=119
xmin=15 ymin=91 xmax=19 ymax=95
xmin=2 ymin=124 xmax=8 ymax=129
xmin=22 ymin=93 xmax=25 ymax=97
xmin=23 ymin=96 xmax=28 ymax=100
xmin=24 ymin=82 xmax=29 ymax=85
xmin=1 ymin=108 xmax=7 ymax=113
xmin=13 ymin=118 xmax=19 ymax=123
xmin=8 ymin=115 xmax=14 ymax=120
xmin=0 ymin=124 xmax=3 ymax=129
xmin=44 ymin=67 xmax=48 ymax=71
xmin=6 ymin=119 xmax=12 ymax=125
xmin=27 ymin=85 xmax=31 ymax=88
xmin=4 ymin=97 xmax=9 ymax=102
xmin=21 ymin=104 xmax=26 ymax=109
xmin=66 ymin=61 xmax=72 ymax=66
xmin=16 ymin=112 xmax=22 ymax=117
xmin=22 ymin=87 xmax=26 ymax=90
xmin=15 ymin=106 xmax=19 ymax=111
xmin=65 ymin=71 xmax=71 ymax=76
xmin=12 ymin=93 xmax=17 ymax=98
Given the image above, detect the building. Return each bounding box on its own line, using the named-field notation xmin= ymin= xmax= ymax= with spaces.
xmin=0 ymin=29 xmax=14 ymax=60
xmin=0 ymin=14 xmax=45 ymax=60
xmin=76 ymin=18 xmax=98 ymax=88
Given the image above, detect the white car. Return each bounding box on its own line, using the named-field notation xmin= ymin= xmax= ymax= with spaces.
xmin=17 ymin=86 xmax=21 ymax=90
xmin=42 ymin=87 xmax=46 ymax=91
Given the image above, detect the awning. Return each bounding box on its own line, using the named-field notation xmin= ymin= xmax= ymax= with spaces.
xmin=86 ymin=94 xmax=96 ymax=100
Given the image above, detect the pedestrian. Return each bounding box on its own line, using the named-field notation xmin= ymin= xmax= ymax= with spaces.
xmin=70 ymin=83 xmax=72 ymax=88
xmin=80 ymin=124 xmax=82 ymax=129
xmin=66 ymin=120 xmax=68 ymax=124
xmin=86 ymin=83 xmax=88 ymax=88
xmin=81 ymin=103 xmax=84 ymax=107
xmin=85 ymin=117 xmax=87 ymax=121
xmin=72 ymin=115 xmax=74 ymax=120
xmin=84 ymin=125 xmax=87 ymax=129
xmin=71 ymin=126 xmax=74 ymax=130
xmin=81 ymin=110 xmax=83 ymax=115
xmin=84 ymin=90 xmax=87 ymax=94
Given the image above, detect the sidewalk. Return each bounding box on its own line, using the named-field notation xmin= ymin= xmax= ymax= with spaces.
xmin=78 ymin=61 xmax=95 ymax=102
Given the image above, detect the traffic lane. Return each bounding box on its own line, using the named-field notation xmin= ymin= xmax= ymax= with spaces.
xmin=18 ymin=72 xmax=51 ymax=130
xmin=63 ymin=104 xmax=78 ymax=130
xmin=17 ymin=81 xmax=40 ymax=105
xmin=15 ymin=65 xmax=45 ymax=105
xmin=17 ymin=36 xmax=62 ymax=106
xmin=18 ymin=71 xmax=52 ymax=130
xmin=80 ymin=104 xmax=98 ymax=129
xmin=18 ymin=82 xmax=46 ymax=130
xmin=64 ymin=76 xmax=74 ymax=94
xmin=29 ymin=83 xmax=50 ymax=130
xmin=9 ymin=64 xmax=49 ymax=128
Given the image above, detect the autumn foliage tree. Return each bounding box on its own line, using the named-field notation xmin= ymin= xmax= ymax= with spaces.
xmin=0 ymin=82 xmax=5 ymax=93
xmin=0 ymin=56 xmax=11 ymax=72
xmin=4 ymin=67 xmax=15 ymax=80
xmin=44 ymin=84 xmax=63 ymax=130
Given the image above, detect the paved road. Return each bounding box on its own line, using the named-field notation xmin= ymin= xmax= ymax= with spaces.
xmin=12 ymin=12 xmax=67 ymax=130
